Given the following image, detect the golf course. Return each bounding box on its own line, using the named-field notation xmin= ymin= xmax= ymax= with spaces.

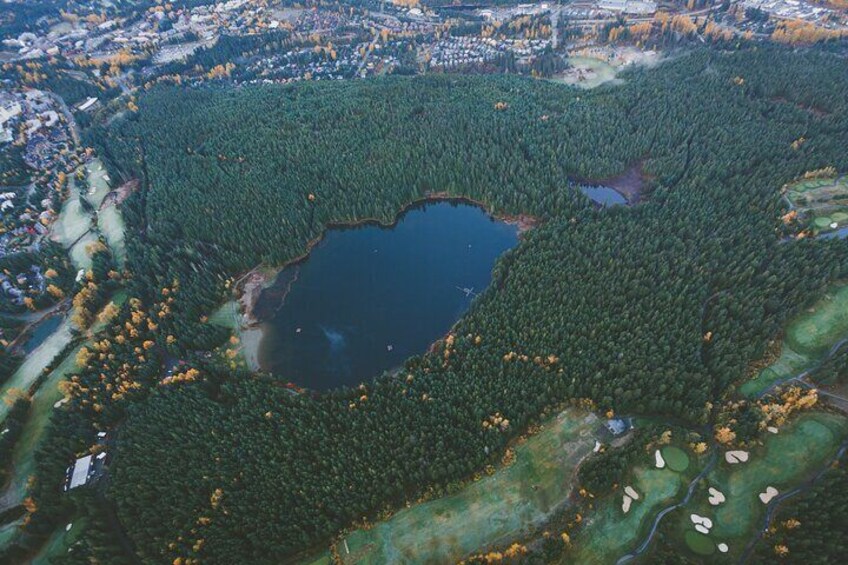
xmin=339 ymin=409 xmax=599 ymax=564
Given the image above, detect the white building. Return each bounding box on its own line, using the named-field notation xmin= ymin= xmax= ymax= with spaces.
xmin=67 ymin=455 xmax=93 ymax=490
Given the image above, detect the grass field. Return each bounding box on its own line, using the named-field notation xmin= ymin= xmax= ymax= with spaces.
xmin=0 ymin=517 xmax=24 ymax=552
xmin=98 ymin=205 xmax=127 ymax=267
xmin=339 ymin=410 xmax=599 ymax=564
xmin=670 ymin=411 xmax=847 ymax=559
xmin=569 ymin=441 xmax=701 ymax=564
xmin=209 ymin=300 xmax=240 ymax=330
xmin=552 ymin=57 xmax=621 ymax=90
xmin=572 ymin=466 xmax=686 ymax=564
xmin=2 ymin=343 xmax=85 ymax=508
xmin=0 ymin=315 xmax=75 ymax=421
xmin=50 ymin=177 xmax=91 ymax=249
xmin=740 ymin=284 xmax=848 ymax=398
xmin=30 ymin=518 xmax=88 ymax=565
xmin=67 ymin=230 xmax=99 ymax=271
xmin=84 ymin=160 xmax=111 ymax=208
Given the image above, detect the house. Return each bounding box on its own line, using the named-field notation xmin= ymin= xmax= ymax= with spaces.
xmin=65 ymin=455 xmax=93 ymax=490
xmin=605 ymin=417 xmax=633 ymax=436
xmin=77 ymin=97 xmax=99 ymax=112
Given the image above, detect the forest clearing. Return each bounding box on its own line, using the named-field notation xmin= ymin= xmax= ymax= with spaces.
xmin=740 ymin=284 xmax=848 ymax=398
xmin=339 ymin=410 xmax=599 ymax=564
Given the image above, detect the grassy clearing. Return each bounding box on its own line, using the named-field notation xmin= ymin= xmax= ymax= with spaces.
xmin=785 ymin=285 xmax=848 ymax=356
xmin=0 ymin=517 xmax=24 ymax=551
xmin=3 ymin=343 xmax=85 ymax=508
xmin=552 ymin=57 xmax=621 ymax=90
xmin=31 ymin=517 xmax=88 ymax=565
xmin=84 ymin=160 xmax=111 ymax=208
xmin=50 ymin=178 xmax=91 ymax=249
xmin=97 ymin=205 xmax=127 ymax=267
xmin=570 ymin=453 xmax=694 ymax=563
xmin=671 ymin=411 xmax=847 ymax=559
xmin=209 ymin=301 xmax=239 ymax=330
xmin=0 ymin=316 xmax=75 ymax=421
xmin=68 ymin=231 xmax=99 ymax=271
xmin=740 ymin=285 xmax=848 ymax=398
xmin=340 ymin=410 xmax=599 ymax=564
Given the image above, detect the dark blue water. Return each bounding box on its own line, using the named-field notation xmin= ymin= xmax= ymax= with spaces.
xmin=580 ymin=185 xmax=627 ymax=206
xmin=22 ymin=315 xmax=63 ymax=354
xmin=255 ymin=201 xmax=519 ymax=389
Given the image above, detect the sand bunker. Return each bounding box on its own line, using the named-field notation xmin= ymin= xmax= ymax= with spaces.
xmin=594 ymin=440 xmax=602 ymax=453
xmin=691 ymin=513 xmax=714 ymax=535
xmin=707 ymin=487 xmax=725 ymax=506
xmin=725 ymin=450 xmax=749 ymax=464
xmin=717 ymin=543 xmax=729 ymax=553
xmin=759 ymin=486 xmax=779 ymax=504
xmin=654 ymin=449 xmax=666 ymax=468
xmin=767 ymin=426 xmax=779 ymax=434
xmin=621 ymin=484 xmax=641 ymax=514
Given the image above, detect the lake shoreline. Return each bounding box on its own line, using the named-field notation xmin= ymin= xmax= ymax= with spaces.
xmin=236 ymin=195 xmax=536 ymax=325
xmin=233 ymin=195 xmax=531 ymax=376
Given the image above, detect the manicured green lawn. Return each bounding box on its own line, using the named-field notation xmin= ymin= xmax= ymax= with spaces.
xmin=740 ymin=285 xmax=848 ymax=398
xmin=672 ymin=412 xmax=847 ymax=559
xmin=340 ymin=410 xmax=599 ymax=564
xmin=572 ymin=466 xmax=686 ymax=563
xmin=3 ymin=344 xmax=84 ymax=508
xmin=31 ymin=518 xmax=88 ymax=565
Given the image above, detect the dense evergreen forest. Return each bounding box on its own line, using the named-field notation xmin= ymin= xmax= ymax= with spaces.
xmin=53 ymin=46 xmax=848 ymax=563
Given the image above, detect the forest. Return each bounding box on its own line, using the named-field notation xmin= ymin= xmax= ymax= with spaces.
xmin=6 ymin=45 xmax=845 ymax=564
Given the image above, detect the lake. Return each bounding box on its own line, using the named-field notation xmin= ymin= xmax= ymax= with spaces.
xmin=579 ymin=185 xmax=627 ymax=206
xmin=255 ymin=201 xmax=519 ymax=390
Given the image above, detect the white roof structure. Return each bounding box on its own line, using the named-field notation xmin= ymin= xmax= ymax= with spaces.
xmin=69 ymin=455 xmax=93 ymax=489
xmin=77 ymin=97 xmax=98 ymax=112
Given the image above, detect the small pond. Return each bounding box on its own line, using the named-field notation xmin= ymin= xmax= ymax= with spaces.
xmin=255 ymin=201 xmax=519 ymax=389
xmin=579 ymin=185 xmax=627 ymax=206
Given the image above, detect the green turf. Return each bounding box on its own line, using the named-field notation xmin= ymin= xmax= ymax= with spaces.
xmin=661 ymin=446 xmax=690 ymax=473
xmin=68 ymin=231 xmax=99 ymax=271
xmin=209 ymin=300 xmax=240 ymax=329
xmin=571 ymin=466 xmax=686 ymax=563
xmin=786 ymin=285 xmax=848 ymax=356
xmin=98 ymin=205 xmax=127 ymax=267
xmin=813 ymin=216 xmax=833 ymax=228
xmin=740 ymin=285 xmax=848 ymax=398
xmin=31 ymin=518 xmax=88 ymax=565
xmin=739 ymin=346 xmax=810 ymax=398
xmin=684 ymin=530 xmax=715 ymax=556
xmin=0 ymin=316 xmax=75 ymax=421
xmin=50 ymin=177 xmax=92 ymax=249
xmin=2 ymin=342 xmax=86 ymax=509
xmin=340 ymin=409 xmax=599 ymax=564
xmin=0 ymin=518 xmax=24 ymax=552
xmin=671 ymin=412 xmax=847 ymax=559
xmin=84 ymin=159 xmax=112 ymax=208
